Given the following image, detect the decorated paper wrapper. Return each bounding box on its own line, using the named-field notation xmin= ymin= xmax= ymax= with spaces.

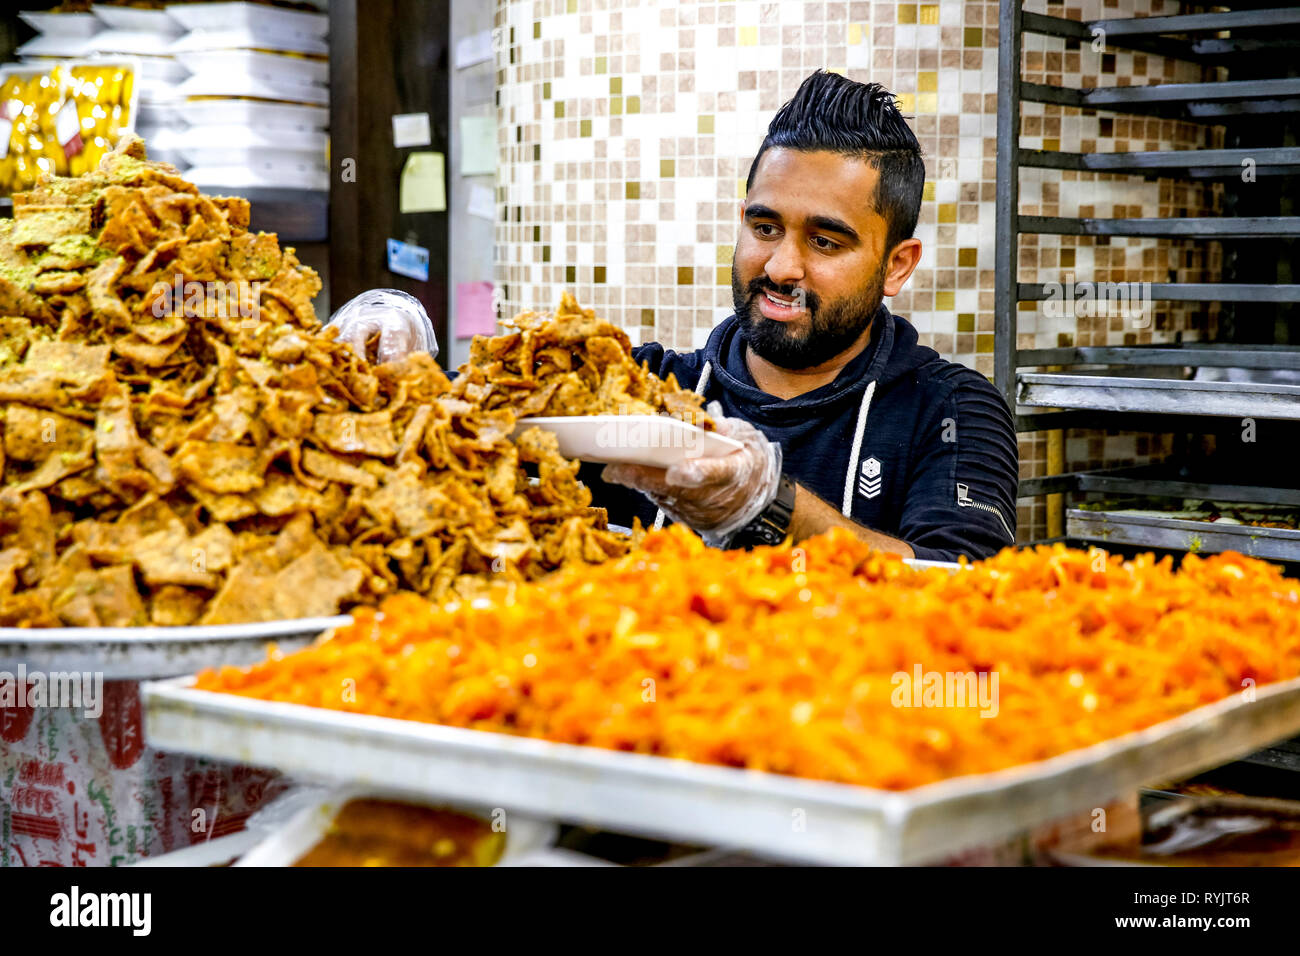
xmin=1 ymin=680 xmax=284 ymax=867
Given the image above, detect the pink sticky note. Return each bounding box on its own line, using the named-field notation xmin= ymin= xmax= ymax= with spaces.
xmin=455 ymin=281 xmax=497 ymax=338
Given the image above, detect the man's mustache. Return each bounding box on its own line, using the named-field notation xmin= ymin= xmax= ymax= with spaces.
xmin=746 ymin=278 xmax=819 ymax=316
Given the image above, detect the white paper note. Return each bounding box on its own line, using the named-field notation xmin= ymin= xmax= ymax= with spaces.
xmin=455 ymin=30 xmax=493 ymax=69
xmin=459 ymin=115 xmax=497 ymax=176
xmin=391 ymin=112 xmax=432 ymax=148
xmin=467 ymin=183 xmax=496 ymax=221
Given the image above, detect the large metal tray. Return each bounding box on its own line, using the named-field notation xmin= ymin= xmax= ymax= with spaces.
xmin=1017 ymin=372 xmax=1300 ymax=419
xmin=142 ymin=673 xmax=1300 ymax=865
xmin=1068 ymin=508 xmax=1300 ymax=562
xmin=1 ymin=617 xmax=351 ymax=680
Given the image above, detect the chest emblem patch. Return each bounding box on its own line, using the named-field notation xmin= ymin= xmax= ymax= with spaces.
xmin=858 ymin=457 xmax=882 ymax=499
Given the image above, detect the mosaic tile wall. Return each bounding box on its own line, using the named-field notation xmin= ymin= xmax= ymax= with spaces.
xmin=492 ymin=0 xmax=1220 ymax=541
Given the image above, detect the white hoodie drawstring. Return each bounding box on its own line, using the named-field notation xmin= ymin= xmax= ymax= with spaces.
xmin=840 ymin=379 xmax=877 ymax=517
xmin=653 ymin=360 xmax=714 ymax=531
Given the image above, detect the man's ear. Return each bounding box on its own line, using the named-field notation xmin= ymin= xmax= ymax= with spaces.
xmin=739 ymin=199 xmax=747 ymax=222
xmin=883 ymin=238 xmax=923 ymax=297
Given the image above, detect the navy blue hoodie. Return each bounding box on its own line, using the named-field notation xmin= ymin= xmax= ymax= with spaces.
xmin=580 ymin=305 xmax=1020 ymax=562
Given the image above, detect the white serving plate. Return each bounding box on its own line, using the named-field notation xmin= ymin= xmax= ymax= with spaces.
xmin=234 ymin=787 xmax=556 ymax=867
xmin=180 ymin=49 xmax=328 ymax=86
xmin=150 ymin=125 xmax=328 ymax=166
xmin=92 ymin=6 xmax=184 ymax=35
xmin=172 ymin=98 xmax=329 ymax=132
xmin=185 ymin=161 xmax=329 ymax=192
xmin=166 ymin=3 xmax=329 ymax=40
xmin=514 ymin=415 xmax=742 ymax=468
xmin=176 ymin=71 xmax=328 ymax=106
xmin=18 ymin=10 xmax=102 ymax=37
xmin=84 ymin=29 xmax=179 ymax=57
xmin=168 ymin=27 xmax=329 ymax=58
xmin=15 ymin=34 xmax=92 ymax=58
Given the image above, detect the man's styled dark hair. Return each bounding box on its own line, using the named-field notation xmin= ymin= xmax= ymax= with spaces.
xmin=746 ymin=70 xmax=926 ymax=253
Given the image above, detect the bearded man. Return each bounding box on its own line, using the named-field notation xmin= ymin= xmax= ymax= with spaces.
xmin=592 ymin=69 xmax=1019 ymax=560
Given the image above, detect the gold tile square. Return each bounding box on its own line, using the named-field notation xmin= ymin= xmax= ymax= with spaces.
xmin=918 ymin=71 xmax=937 ymax=93
xmin=922 ymin=182 xmax=935 ymax=201
xmin=580 ymin=119 xmax=592 ymax=137
xmin=611 ymin=97 xmax=623 ymax=115
xmin=698 ymin=115 xmax=714 ymax=134
xmin=660 ymin=159 xmax=675 ymax=177
xmin=596 ymin=56 xmax=607 ymax=74
xmin=627 ymin=95 xmax=640 ymax=113
xmin=936 ymin=291 xmax=955 ymax=311
xmin=917 ymin=93 xmax=937 ymax=113
xmin=626 ymin=181 xmax=640 ymax=199
xmin=739 ymin=25 xmax=758 ymax=45
xmin=610 ymin=77 xmax=622 ymax=94
xmin=898 ymin=4 xmax=917 ymax=26
xmin=896 ymin=92 xmax=916 ymax=113
xmin=716 ymin=243 xmax=734 ymax=264
xmin=958 ymin=248 xmax=977 ymax=267
xmin=964 ymin=27 xmax=982 ymax=47
xmin=716 ymin=266 xmax=731 ymax=286
xmin=957 ymin=313 xmax=975 ymax=331
xmin=554 ymin=102 xmax=565 ymax=118
xmin=677 ymin=267 xmax=694 ymax=285
xmin=938 ymin=202 xmax=957 ymax=223
xmin=919 ymin=3 xmax=938 ymax=25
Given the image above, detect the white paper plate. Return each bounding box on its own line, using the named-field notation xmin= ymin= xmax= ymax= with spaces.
xmin=92 ymin=6 xmax=184 ymax=35
xmin=165 ymin=2 xmax=329 ymax=39
xmin=168 ymin=27 xmax=329 ymax=58
xmin=184 ymin=162 xmax=329 ymax=191
xmin=18 ymin=11 xmax=102 ymax=37
xmin=180 ymin=49 xmax=329 ymax=86
xmin=235 ymin=787 xmax=556 ymax=867
xmin=515 ymin=415 xmax=742 ymax=468
xmin=176 ymin=72 xmax=328 ymax=106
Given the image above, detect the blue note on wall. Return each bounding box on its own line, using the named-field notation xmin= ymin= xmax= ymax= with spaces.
xmin=387 ymin=239 xmax=430 ymax=281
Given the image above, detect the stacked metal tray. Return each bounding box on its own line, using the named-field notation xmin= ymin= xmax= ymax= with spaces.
xmin=1017 ymin=372 xmax=1300 ymax=419
xmin=142 ymin=672 xmax=1300 ymax=866
xmin=1067 ymin=508 xmax=1300 ymax=562
xmin=1 ymin=617 xmax=351 ymax=680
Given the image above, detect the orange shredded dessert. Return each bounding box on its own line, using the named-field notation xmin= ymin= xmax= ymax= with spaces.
xmin=196 ymin=528 xmax=1300 ymax=790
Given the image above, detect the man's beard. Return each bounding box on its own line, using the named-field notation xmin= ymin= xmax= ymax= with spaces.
xmin=731 ymin=260 xmax=887 ymax=371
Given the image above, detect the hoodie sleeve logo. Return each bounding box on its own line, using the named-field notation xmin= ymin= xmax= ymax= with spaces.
xmin=858 ymin=457 xmax=882 ymax=499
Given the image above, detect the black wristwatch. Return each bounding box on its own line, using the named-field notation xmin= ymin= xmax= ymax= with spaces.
xmin=727 ymin=472 xmax=797 ymax=549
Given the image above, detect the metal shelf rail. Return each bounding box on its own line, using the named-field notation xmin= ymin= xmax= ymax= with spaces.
xmin=995 ymin=2 xmax=1300 ymax=557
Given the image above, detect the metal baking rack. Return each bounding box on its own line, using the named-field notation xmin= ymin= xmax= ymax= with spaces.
xmin=995 ymin=4 xmax=1300 ymax=562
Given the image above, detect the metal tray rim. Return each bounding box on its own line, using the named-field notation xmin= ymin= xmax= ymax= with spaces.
xmin=1020 ymin=373 xmax=1300 ymax=396
xmin=0 ymin=615 xmax=353 ymax=646
xmin=1067 ymin=508 xmax=1300 ymax=540
xmin=145 ymin=670 xmax=1300 ymax=817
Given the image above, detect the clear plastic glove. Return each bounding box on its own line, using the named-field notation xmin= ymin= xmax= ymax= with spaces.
xmin=602 ymin=402 xmax=784 ymax=546
xmin=325 ymin=289 xmax=439 ymax=365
